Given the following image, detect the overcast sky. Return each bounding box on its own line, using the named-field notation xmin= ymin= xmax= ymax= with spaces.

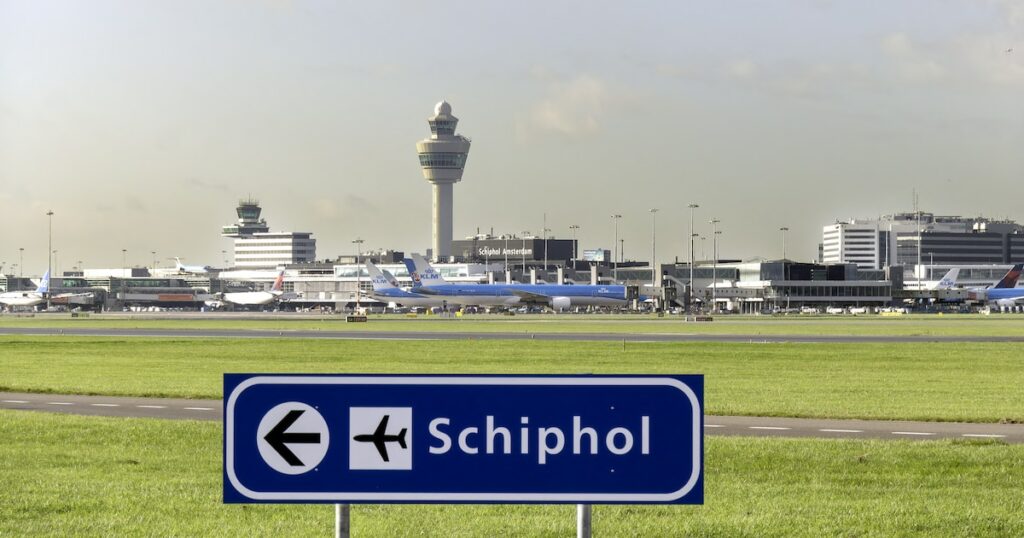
xmin=2 ymin=0 xmax=1022 ymax=275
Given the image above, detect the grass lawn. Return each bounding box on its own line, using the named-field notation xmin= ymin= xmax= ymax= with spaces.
xmin=0 ymin=410 xmax=1020 ymax=537
xmin=2 ymin=312 xmax=1024 ymax=336
xmin=2 ymin=337 xmax=1023 ymax=422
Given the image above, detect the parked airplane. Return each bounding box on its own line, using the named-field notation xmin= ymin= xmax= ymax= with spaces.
xmin=173 ymin=257 xmax=209 ymax=274
xmin=219 ymin=270 xmax=291 ymax=306
xmin=403 ymin=254 xmax=631 ymax=310
xmin=0 ymin=272 xmax=93 ymax=309
xmin=0 ymin=271 xmax=50 ymax=307
xmin=366 ymin=262 xmax=444 ymax=307
xmin=976 ymin=264 xmax=1024 ymax=308
xmin=353 ymin=415 xmax=407 ymax=462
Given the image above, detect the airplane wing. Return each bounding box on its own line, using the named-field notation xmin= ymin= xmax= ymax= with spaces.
xmin=375 ymin=415 xmax=390 ymax=436
xmin=508 ymin=289 xmax=551 ymax=303
xmin=373 ymin=438 xmax=390 ymax=462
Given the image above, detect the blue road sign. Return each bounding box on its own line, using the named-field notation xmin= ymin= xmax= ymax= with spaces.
xmin=224 ymin=374 xmax=703 ymax=504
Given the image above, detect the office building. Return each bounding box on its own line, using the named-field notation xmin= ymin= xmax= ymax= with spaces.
xmin=822 ymin=213 xmax=1024 ymax=270
xmin=221 ymin=199 xmax=316 ymax=269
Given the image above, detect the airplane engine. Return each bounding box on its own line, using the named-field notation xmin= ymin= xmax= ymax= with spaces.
xmin=551 ymin=296 xmax=572 ymax=312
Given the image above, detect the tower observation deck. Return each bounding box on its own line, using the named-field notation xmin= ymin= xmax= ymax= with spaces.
xmin=221 ymin=198 xmax=270 ymax=237
xmin=416 ymin=100 xmax=471 ymax=261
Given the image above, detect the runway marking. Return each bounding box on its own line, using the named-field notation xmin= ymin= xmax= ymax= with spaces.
xmin=704 ymin=424 xmax=725 ymax=428
xmin=184 ymin=407 xmax=215 ymax=411
xmin=90 ymin=403 xmax=119 ymax=407
xmin=892 ymin=431 xmax=934 ymax=436
xmin=819 ymin=429 xmax=863 ymax=433
xmin=962 ymin=434 xmax=1006 ymax=438
xmin=2 ymin=400 xmax=28 ymax=404
xmin=136 ymin=405 xmax=167 ymax=409
xmin=749 ymin=426 xmax=790 ymax=430
xmin=46 ymin=402 xmax=73 ymax=406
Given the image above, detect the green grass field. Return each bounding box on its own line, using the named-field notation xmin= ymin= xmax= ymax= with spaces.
xmin=3 ymin=312 xmax=1024 ymax=336
xmin=1 ymin=411 xmax=1019 ymax=537
xmin=3 ymin=337 xmax=1023 ymax=422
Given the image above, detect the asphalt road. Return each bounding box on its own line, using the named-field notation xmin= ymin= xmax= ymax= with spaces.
xmin=3 ymin=326 xmax=1024 ymax=343
xmin=3 ymin=391 xmax=1021 ymax=443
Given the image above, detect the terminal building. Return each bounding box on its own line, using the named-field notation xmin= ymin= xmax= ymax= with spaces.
xmin=822 ymin=213 xmax=1024 ymax=270
xmin=821 ymin=213 xmax=1024 ymax=289
xmin=660 ymin=260 xmax=894 ymax=313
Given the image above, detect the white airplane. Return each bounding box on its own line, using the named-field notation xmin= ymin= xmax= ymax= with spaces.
xmin=173 ymin=257 xmax=209 ymax=274
xmin=219 ymin=270 xmax=291 ymax=306
xmin=0 ymin=272 xmax=50 ymax=307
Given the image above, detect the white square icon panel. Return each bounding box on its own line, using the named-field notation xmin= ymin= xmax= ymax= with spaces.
xmin=349 ymin=407 xmax=412 ymax=470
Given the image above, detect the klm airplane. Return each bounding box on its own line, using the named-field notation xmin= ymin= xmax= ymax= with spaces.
xmin=403 ymin=254 xmax=631 ymax=311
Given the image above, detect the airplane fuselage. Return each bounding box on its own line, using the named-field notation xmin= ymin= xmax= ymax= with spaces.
xmin=985 ymin=288 xmax=1024 ymax=306
xmin=0 ymin=292 xmax=46 ymax=307
xmin=415 ymin=283 xmax=629 ymax=308
xmin=222 ymin=291 xmax=279 ymax=306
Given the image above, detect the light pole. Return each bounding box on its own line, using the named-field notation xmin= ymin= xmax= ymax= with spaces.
xmin=687 ymin=204 xmax=698 ymax=313
xmin=46 ymin=210 xmax=54 ymax=309
xmin=542 ymin=227 xmax=551 ymax=279
xmin=649 ymin=208 xmax=658 ymax=289
xmin=611 ymin=214 xmax=622 ymax=282
xmin=352 ymin=238 xmax=364 ymax=311
xmin=19 ymin=247 xmax=24 ymax=277
xmin=52 ymin=250 xmax=58 ymax=277
xmin=151 ymin=251 xmax=157 ymax=272
xmin=710 ymin=218 xmax=720 ymax=313
xmin=779 ymin=226 xmax=790 ymax=281
xmin=504 ymin=235 xmax=509 ymax=278
xmin=121 ymin=248 xmax=127 ymax=306
xmin=222 ymin=250 xmax=228 ymax=267
xmin=569 ymin=225 xmax=580 ymax=262
xmin=521 ymin=231 xmax=530 ymax=276
xmin=542 ymin=213 xmax=549 ymax=275
xmin=779 ymin=227 xmax=789 ymax=260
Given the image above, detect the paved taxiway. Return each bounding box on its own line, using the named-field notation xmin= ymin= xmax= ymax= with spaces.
xmin=3 ymin=326 xmax=1024 ymax=343
xmin=3 ymin=392 xmax=1021 ymax=443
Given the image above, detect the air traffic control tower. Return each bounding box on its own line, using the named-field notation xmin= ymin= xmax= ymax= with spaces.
xmin=416 ymin=100 xmax=471 ymax=261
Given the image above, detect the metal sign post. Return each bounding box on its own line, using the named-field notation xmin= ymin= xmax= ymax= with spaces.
xmin=577 ymin=504 xmax=592 ymax=538
xmin=335 ymin=503 xmax=349 ymax=538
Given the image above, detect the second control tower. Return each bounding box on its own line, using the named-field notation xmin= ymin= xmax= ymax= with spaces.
xmin=416 ymin=100 xmax=471 ymax=261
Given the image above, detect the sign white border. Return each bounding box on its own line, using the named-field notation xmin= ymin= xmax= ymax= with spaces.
xmin=225 ymin=376 xmax=702 ymax=502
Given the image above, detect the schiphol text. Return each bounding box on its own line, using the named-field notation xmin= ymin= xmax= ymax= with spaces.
xmin=428 ymin=415 xmax=650 ymax=464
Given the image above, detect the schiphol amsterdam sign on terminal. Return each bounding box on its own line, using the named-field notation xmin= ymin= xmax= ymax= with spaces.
xmin=223 ymin=374 xmax=703 ymax=504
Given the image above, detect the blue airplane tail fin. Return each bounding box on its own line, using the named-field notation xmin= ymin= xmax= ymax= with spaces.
xmin=409 ymin=254 xmax=447 ymax=287
xmin=37 ymin=271 xmax=50 ymax=294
